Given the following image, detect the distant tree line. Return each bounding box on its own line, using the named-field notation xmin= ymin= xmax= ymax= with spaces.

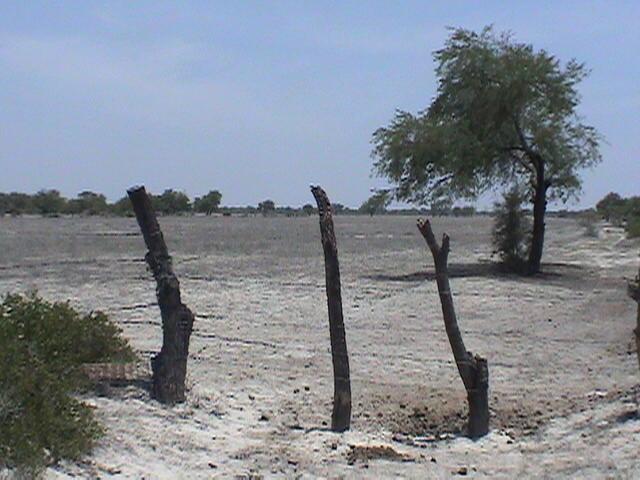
xmin=0 ymin=189 xmax=223 ymax=217
xmin=0 ymin=189 xmax=481 ymax=218
xmin=596 ymin=192 xmax=640 ymax=238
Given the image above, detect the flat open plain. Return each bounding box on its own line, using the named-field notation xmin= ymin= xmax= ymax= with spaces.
xmin=1 ymin=215 xmax=638 ymax=479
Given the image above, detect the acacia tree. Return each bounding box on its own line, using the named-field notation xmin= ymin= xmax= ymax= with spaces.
xmin=372 ymin=26 xmax=601 ymax=274
xmin=258 ymin=199 xmax=276 ymax=216
xmin=359 ymin=190 xmax=391 ymax=216
xmin=193 ymin=190 xmax=222 ymax=215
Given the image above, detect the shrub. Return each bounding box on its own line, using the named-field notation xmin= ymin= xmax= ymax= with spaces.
xmin=0 ymin=293 xmax=135 ymax=475
xmin=578 ymin=210 xmax=599 ymax=238
xmin=627 ymin=216 xmax=640 ymax=239
xmin=492 ymin=187 xmax=531 ymax=273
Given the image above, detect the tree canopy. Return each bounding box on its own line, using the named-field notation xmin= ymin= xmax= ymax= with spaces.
xmin=371 ymin=26 xmax=601 ymax=273
xmin=193 ymin=190 xmax=222 ymax=215
xmin=258 ymin=199 xmax=276 ymax=216
xmin=359 ymin=190 xmax=391 ymax=216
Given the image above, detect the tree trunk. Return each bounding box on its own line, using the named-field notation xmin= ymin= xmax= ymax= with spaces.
xmin=528 ymin=163 xmax=547 ymax=275
xmin=311 ymin=185 xmax=351 ymax=432
xmin=417 ymin=218 xmax=489 ymax=438
xmin=628 ymin=267 xmax=640 ymax=372
xmin=128 ymin=186 xmax=194 ymax=404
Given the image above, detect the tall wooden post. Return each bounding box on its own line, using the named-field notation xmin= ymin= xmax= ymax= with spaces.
xmin=311 ymin=185 xmax=351 ymax=432
xmin=417 ymin=218 xmax=489 ymax=438
xmin=128 ymin=186 xmax=194 ymax=404
xmin=628 ymin=265 xmax=640 ymax=372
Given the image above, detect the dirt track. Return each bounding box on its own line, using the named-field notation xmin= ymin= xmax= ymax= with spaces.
xmin=1 ymin=215 xmax=638 ymax=478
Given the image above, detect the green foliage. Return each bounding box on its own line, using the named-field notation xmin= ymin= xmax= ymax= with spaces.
xmin=151 ymin=189 xmax=191 ymax=215
xmin=193 ymin=190 xmax=222 ymax=215
xmin=492 ymin=187 xmax=531 ymax=272
xmin=359 ymin=190 xmax=391 ymax=216
xmin=627 ymin=216 xmax=640 ymax=239
xmin=332 ymin=203 xmax=345 ymax=214
xmin=109 ymin=196 xmax=134 ymax=216
xmin=596 ymin=192 xmax=626 ymax=221
xmin=430 ymin=197 xmax=453 ymax=216
xmin=301 ymin=204 xmax=315 ymax=216
xmin=258 ymin=199 xmax=276 ymax=216
xmin=0 ymin=192 xmax=34 ymax=215
xmin=65 ymin=191 xmax=109 ymax=216
xmin=372 ymin=26 xmax=601 ymax=205
xmin=372 ymin=26 xmax=601 ymax=272
xmin=0 ymin=293 xmax=135 ymax=474
xmin=32 ymin=190 xmax=67 ymax=216
xmin=578 ymin=210 xmax=599 ymax=238
xmin=452 ymin=205 xmax=476 ymax=217
xmin=596 ymin=192 xmax=640 ymax=238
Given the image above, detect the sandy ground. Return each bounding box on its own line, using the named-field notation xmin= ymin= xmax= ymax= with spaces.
xmin=1 ymin=215 xmax=639 ymax=479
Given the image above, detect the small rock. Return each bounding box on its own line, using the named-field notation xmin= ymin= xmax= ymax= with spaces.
xmin=259 ymin=413 xmax=269 ymax=422
xmin=457 ymin=466 xmax=468 ymax=475
xmin=208 ymin=462 xmax=217 ymax=469
xmin=430 ymin=457 xmax=437 ymax=463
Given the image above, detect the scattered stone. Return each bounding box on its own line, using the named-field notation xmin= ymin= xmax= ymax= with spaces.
xmin=456 ymin=466 xmax=468 ymax=475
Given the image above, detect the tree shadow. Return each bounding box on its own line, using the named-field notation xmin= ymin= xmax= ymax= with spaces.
xmin=365 ymin=261 xmax=589 ymax=284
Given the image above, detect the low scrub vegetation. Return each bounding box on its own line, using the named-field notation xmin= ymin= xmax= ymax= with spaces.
xmin=596 ymin=192 xmax=640 ymax=238
xmin=492 ymin=187 xmax=531 ymax=273
xmin=0 ymin=293 xmax=135 ymax=475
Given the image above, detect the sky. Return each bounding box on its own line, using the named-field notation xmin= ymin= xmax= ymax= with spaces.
xmin=0 ymin=1 xmax=638 ymax=209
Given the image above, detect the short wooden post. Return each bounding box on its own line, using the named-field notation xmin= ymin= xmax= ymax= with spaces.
xmin=417 ymin=218 xmax=489 ymax=438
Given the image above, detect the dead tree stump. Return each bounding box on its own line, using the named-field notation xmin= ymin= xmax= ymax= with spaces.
xmin=311 ymin=185 xmax=351 ymax=432
xmin=628 ymin=266 xmax=640 ymax=372
xmin=128 ymin=186 xmax=194 ymax=404
xmin=417 ymin=218 xmax=489 ymax=438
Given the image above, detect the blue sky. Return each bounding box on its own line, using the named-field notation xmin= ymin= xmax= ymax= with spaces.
xmin=0 ymin=1 xmax=638 ymax=208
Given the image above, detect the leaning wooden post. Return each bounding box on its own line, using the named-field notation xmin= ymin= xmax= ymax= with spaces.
xmin=311 ymin=185 xmax=351 ymax=432
xmin=417 ymin=218 xmax=489 ymax=438
xmin=128 ymin=186 xmax=194 ymax=404
xmin=628 ymin=265 xmax=640 ymax=372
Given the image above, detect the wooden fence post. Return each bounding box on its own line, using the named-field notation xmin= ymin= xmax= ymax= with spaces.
xmin=417 ymin=218 xmax=489 ymax=438
xmin=628 ymin=265 xmax=640 ymax=372
xmin=311 ymin=185 xmax=351 ymax=432
xmin=128 ymin=186 xmax=194 ymax=404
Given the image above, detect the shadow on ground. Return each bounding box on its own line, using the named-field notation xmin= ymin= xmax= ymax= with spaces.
xmin=364 ymin=261 xmax=596 ymax=287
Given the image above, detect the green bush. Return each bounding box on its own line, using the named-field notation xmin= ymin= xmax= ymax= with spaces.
xmin=627 ymin=216 xmax=640 ymax=238
xmin=492 ymin=187 xmax=531 ymax=273
xmin=0 ymin=293 xmax=135 ymax=475
xmin=578 ymin=210 xmax=599 ymax=238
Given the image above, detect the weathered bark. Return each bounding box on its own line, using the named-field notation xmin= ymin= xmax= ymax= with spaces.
xmin=417 ymin=218 xmax=489 ymax=438
xmin=528 ymin=161 xmax=547 ymax=275
xmin=628 ymin=266 xmax=640 ymax=372
xmin=128 ymin=186 xmax=194 ymax=404
xmin=311 ymin=185 xmax=351 ymax=432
